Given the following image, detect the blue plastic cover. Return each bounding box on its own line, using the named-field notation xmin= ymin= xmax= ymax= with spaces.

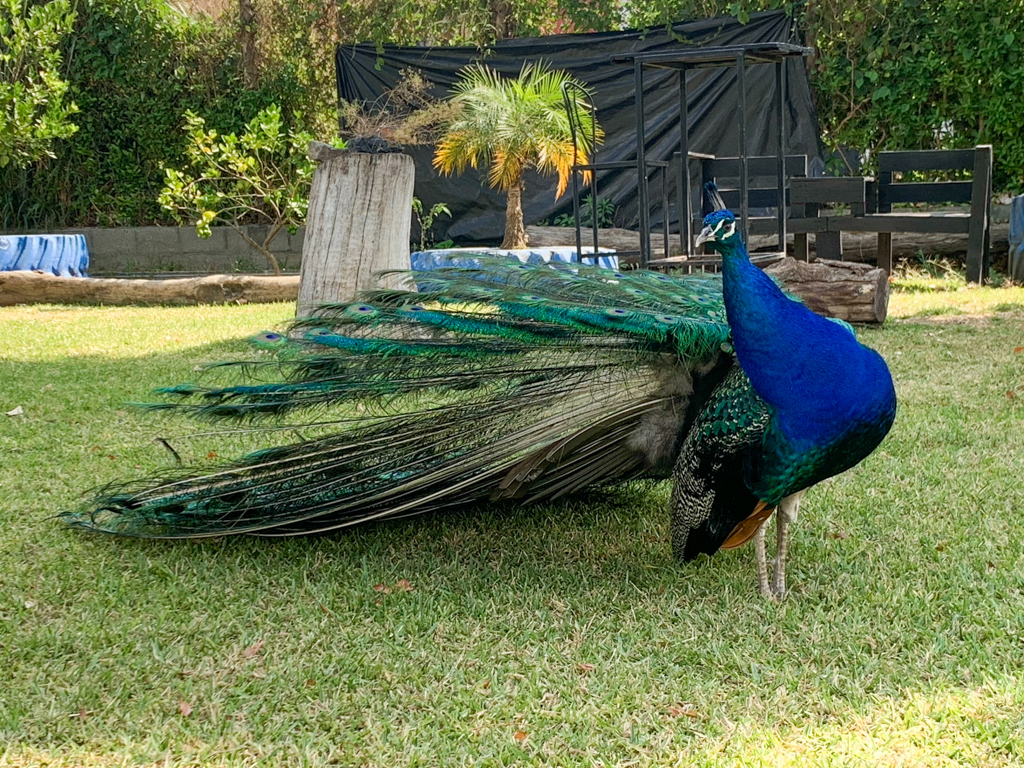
xmin=0 ymin=234 xmax=90 ymax=277
xmin=1010 ymin=195 xmax=1024 ymax=283
xmin=411 ymin=246 xmax=618 ymax=272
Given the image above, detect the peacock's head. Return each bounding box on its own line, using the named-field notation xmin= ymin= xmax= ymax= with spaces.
xmin=695 ymin=209 xmax=739 ymax=252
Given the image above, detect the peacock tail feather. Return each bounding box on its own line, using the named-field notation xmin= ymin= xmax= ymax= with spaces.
xmin=63 ymin=258 xmax=739 ymax=539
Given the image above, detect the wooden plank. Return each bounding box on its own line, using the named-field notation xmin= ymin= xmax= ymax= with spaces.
xmin=705 ymin=155 xmax=807 ymax=178
xmin=880 ymin=181 xmax=973 ymax=205
xmin=790 ymin=177 xmax=865 ymax=204
xmin=877 ymin=233 xmax=893 ymax=275
xmin=787 ymin=217 xmax=829 ymax=233
xmin=879 ymin=148 xmax=976 ymax=172
xmin=817 ymin=231 xmax=842 ymax=260
xmin=831 ymin=213 xmax=971 ymax=234
xmin=966 ymin=145 xmax=993 ymax=284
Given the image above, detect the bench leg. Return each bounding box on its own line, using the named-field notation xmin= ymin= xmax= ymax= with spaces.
xmin=794 ymin=233 xmax=809 ymax=262
xmin=877 ymin=233 xmax=893 ymax=275
xmin=817 ymin=231 xmax=842 ymax=261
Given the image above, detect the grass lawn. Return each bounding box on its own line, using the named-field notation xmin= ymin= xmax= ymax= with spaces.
xmin=1 ymin=277 xmax=1023 ymax=767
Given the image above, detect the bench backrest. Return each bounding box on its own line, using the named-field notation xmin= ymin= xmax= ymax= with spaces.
xmin=877 ymin=146 xmax=992 ymax=212
xmin=700 ymin=155 xmax=808 ymax=211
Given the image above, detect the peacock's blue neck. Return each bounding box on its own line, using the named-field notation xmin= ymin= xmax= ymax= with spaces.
xmin=717 ymin=239 xmax=896 ymax=454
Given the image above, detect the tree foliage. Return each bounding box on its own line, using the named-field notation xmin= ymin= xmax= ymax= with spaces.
xmin=159 ymin=104 xmax=316 ymax=275
xmin=1 ymin=0 xmax=1022 ymax=232
xmin=0 ymin=0 xmax=77 ymax=168
xmin=434 ymin=63 xmax=601 ymax=248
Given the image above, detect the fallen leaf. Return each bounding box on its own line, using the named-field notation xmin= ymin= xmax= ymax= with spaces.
xmin=829 ymin=530 xmax=851 ymax=540
xmin=6 ymin=406 xmax=24 ymax=417
xmin=1007 ymin=390 xmax=1017 ymax=399
xmin=304 ymin=678 xmax=316 ymax=688
xmin=577 ymin=663 xmax=595 ymax=673
xmin=373 ymin=584 xmax=391 ymax=594
xmin=24 ymin=600 xmax=36 ymax=609
xmin=513 ymin=731 xmax=528 ymax=743
xmin=394 ymin=579 xmax=413 ymax=592
xmin=78 ymin=707 xmax=88 ymax=721
xmin=1014 ymin=346 xmax=1024 ymax=354
xmin=179 ymin=700 xmax=193 ymax=717
xmin=935 ymin=542 xmax=948 ymax=552
xmin=241 ymin=639 xmax=265 ymax=658
xmin=207 ymin=451 xmax=218 ymax=459
xmin=668 ymin=703 xmax=703 ymax=719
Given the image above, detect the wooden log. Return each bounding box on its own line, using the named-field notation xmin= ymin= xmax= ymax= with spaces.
xmin=0 ymin=271 xmax=299 ymax=307
xmin=764 ymin=257 xmax=889 ymax=324
xmin=297 ymin=142 xmax=415 ymax=317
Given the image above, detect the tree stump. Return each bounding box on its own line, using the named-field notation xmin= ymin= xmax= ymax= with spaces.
xmin=765 ymin=257 xmax=890 ymax=324
xmin=297 ymin=142 xmax=415 ymax=317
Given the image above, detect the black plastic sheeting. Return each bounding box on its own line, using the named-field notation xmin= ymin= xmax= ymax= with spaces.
xmin=336 ymin=10 xmax=821 ymax=245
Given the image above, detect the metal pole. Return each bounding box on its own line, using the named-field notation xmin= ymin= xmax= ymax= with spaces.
xmin=589 ymin=98 xmax=599 ymax=258
xmin=737 ymin=52 xmax=749 ymax=242
xmin=634 ymin=59 xmax=651 ymax=267
xmin=678 ymin=66 xmax=691 ymax=256
xmin=775 ymin=59 xmax=787 ymax=254
xmin=572 ymin=166 xmax=582 ymax=260
xmin=661 ymin=166 xmax=670 ymax=259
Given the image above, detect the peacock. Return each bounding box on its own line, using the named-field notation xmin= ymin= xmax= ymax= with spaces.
xmin=63 ymin=193 xmax=897 ymax=599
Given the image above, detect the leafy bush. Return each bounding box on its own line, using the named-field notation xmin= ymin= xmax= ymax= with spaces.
xmin=0 ymin=0 xmax=326 ymax=230
xmin=158 ymin=105 xmax=316 ymax=275
xmin=553 ymin=195 xmax=616 ymax=228
xmin=0 ymin=0 xmax=78 ymax=168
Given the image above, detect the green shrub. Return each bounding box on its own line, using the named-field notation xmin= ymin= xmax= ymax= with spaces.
xmin=0 ymin=0 xmax=326 ymax=230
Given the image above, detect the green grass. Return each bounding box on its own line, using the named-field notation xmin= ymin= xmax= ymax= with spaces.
xmin=2 ymin=291 xmax=1024 ymax=767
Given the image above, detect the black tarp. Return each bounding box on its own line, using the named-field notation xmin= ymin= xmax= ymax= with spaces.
xmin=336 ymin=10 xmax=821 ymax=245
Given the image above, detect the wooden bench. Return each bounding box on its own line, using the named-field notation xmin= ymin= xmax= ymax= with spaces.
xmin=789 ymin=146 xmax=992 ymax=282
xmin=789 ymin=176 xmax=872 ymax=261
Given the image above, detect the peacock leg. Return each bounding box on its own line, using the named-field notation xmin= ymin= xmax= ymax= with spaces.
xmin=771 ymin=492 xmax=803 ymax=598
xmin=755 ymin=520 xmax=773 ymax=598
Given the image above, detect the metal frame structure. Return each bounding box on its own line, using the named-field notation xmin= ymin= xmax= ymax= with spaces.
xmin=562 ymin=81 xmax=672 ymax=263
xmin=613 ymin=42 xmax=813 ymax=267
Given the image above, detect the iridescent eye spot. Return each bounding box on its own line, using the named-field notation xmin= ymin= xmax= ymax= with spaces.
xmin=655 ymin=315 xmax=677 ymax=324
xmin=604 ymin=308 xmax=629 ymax=317
xmin=345 ymin=304 xmax=376 ymax=316
xmin=520 ymin=295 xmax=545 ymax=301
xmin=262 ymin=332 xmax=281 ymax=341
xmin=407 ymin=305 xmax=425 ymax=312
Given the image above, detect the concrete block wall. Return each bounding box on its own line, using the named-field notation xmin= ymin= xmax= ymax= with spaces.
xmin=48 ymin=225 xmax=306 ymax=275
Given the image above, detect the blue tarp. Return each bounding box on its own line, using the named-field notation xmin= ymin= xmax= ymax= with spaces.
xmin=411 ymin=246 xmax=618 ymax=272
xmin=1010 ymin=195 xmax=1024 ymax=283
xmin=0 ymin=234 xmax=89 ymax=276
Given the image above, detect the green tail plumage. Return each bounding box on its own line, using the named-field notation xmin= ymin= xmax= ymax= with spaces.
xmin=64 ymin=259 xmax=743 ymax=539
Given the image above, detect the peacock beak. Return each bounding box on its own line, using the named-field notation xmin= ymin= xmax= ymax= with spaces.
xmin=694 ymin=225 xmax=716 ymax=248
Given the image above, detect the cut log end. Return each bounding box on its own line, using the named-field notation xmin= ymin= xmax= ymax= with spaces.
xmin=764 ymin=257 xmax=890 ymax=324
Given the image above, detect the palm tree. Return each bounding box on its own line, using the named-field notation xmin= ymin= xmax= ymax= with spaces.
xmin=433 ymin=63 xmax=602 ymax=249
